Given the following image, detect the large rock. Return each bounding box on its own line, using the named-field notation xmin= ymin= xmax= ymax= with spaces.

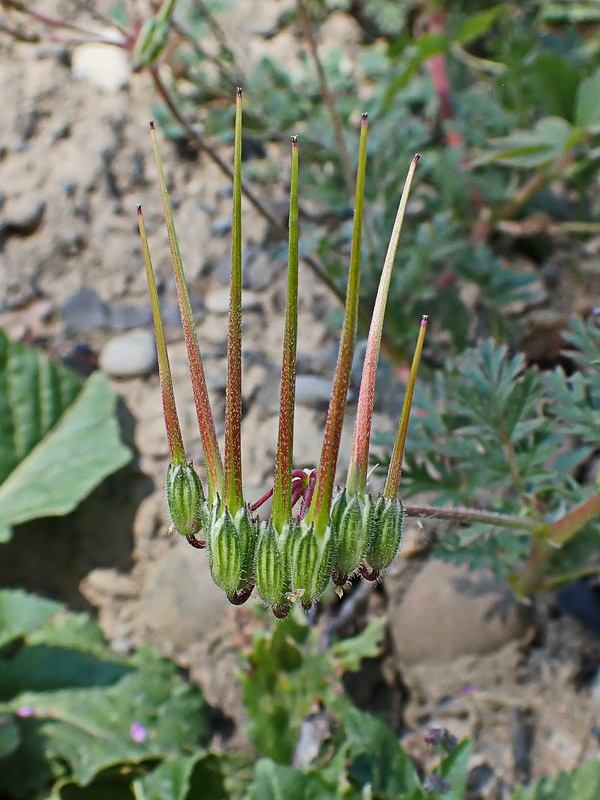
xmin=387 ymin=560 xmax=533 ymax=664
xmin=138 ymin=538 xmax=231 ymax=653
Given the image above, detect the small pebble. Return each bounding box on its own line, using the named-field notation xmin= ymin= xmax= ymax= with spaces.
xmin=99 ymin=329 xmax=157 ymax=378
xmin=62 ymin=288 xmax=109 ymax=333
xmin=72 ymin=42 xmax=130 ymax=92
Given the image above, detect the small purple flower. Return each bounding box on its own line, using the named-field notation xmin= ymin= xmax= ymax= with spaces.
xmin=15 ymin=706 xmax=35 ymax=718
xmin=424 ymin=726 xmax=457 ymax=752
xmin=130 ymin=722 xmax=148 ymax=743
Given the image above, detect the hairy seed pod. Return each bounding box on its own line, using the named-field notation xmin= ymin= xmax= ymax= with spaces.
xmin=166 ymin=462 xmax=207 ymax=538
xmin=226 ymin=505 xmax=257 ymax=604
xmin=207 ymin=506 xmax=243 ymax=595
xmin=255 ymin=520 xmax=292 ymax=614
xmin=365 ymin=496 xmax=404 ymax=572
xmin=331 ymin=491 xmax=373 ymax=585
xmin=288 ymin=522 xmax=335 ymax=609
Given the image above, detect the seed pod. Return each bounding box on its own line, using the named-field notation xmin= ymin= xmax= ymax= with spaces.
xmin=255 ymin=520 xmax=292 ymax=617
xmin=288 ymin=522 xmax=335 ymax=609
xmin=207 ymin=505 xmax=243 ymax=595
xmin=331 ymin=490 xmax=373 ymax=585
xmin=166 ymin=462 xmax=207 ymax=539
xmin=228 ymin=505 xmax=257 ymax=604
xmin=364 ymin=496 xmax=404 ymax=573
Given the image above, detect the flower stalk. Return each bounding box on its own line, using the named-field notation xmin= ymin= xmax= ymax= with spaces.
xmin=346 ymin=154 xmax=421 ymax=498
xmin=141 ymin=94 xmax=427 ymax=616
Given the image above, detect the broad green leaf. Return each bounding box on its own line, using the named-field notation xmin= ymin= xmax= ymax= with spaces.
xmin=530 ymin=52 xmax=579 ymax=121
xmin=0 ymin=352 xmax=132 ymax=540
xmin=133 ymin=755 xmax=199 ymax=800
xmin=0 ymin=714 xmax=19 ymax=757
xmin=0 ymin=589 xmax=62 ymax=649
xmin=188 ymin=752 xmax=255 ymax=800
xmin=247 ymin=759 xmax=334 ymax=800
xmin=575 ymin=68 xmax=600 ymax=130
xmin=5 ymin=650 xmax=209 ymax=785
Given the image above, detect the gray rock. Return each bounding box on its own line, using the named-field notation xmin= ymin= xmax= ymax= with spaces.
xmin=139 ymin=538 xmax=231 ymax=651
xmin=295 ymin=374 xmax=335 ymax=410
xmin=211 ymin=215 xmax=232 ymax=237
xmin=388 ymin=560 xmax=533 ymax=664
xmin=109 ymin=302 xmax=153 ymax=331
xmin=243 ymin=247 xmax=279 ymax=291
xmin=99 ymin=328 xmax=157 ymax=378
xmin=62 ymin=287 xmax=110 ymax=333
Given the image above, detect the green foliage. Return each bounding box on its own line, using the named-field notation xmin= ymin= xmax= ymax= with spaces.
xmin=374 ymin=316 xmax=600 ymax=585
xmin=0 ymin=332 xmax=131 ymax=541
xmin=0 ymin=589 xmax=210 ymax=799
xmin=3 ymin=589 xmax=600 ymax=799
xmin=143 ymin=0 xmax=600 ymax=360
xmin=240 ymin=605 xmax=386 ymax=762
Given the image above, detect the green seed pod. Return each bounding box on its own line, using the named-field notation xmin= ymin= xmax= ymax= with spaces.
xmin=288 ymin=522 xmax=335 ymax=609
xmin=132 ymin=0 xmax=176 ymax=70
xmin=235 ymin=505 xmax=257 ymax=589
xmin=166 ymin=462 xmax=207 ymax=539
xmin=133 ymin=17 xmax=169 ymax=70
xmin=254 ymin=520 xmax=292 ymax=616
xmin=365 ymin=496 xmax=404 ymax=573
xmin=331 ymin=491 xmax=373 ymax=585
xmin=207 ymin=506 xmax=243 ymax=595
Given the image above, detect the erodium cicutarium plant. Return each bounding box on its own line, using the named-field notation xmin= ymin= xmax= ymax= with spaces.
xmin=137 ymin=89 xmax=426 ymax=618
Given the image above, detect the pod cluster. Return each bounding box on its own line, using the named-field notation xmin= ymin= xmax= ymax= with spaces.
xmin=166 ymin=463 xmax=404 ymax=617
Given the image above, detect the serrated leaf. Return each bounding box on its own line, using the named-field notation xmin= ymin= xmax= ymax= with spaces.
xmin=331 ymin=708 xmax=420 ymax=796
xmin=7 ymin=653 xmax=209 ymax=785
xmin=0 ymin=363 xmax=132 ymax=541
xmin=329 ymin=617 xmax=386 ymax=670
xmin=0 ymin=589 xmax=62 ymax=649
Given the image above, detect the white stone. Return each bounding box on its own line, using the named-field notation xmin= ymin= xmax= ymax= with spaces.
xmin=72 ymin=42 xmax=130 ymax=92
xmin=99 ymin=329 xmax=157 ymax=378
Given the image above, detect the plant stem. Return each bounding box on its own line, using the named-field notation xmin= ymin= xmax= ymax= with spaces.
xmin=307 ymin=114 xmax=369 ymax=535
xmin=346 ymin=155 xmax=420 ymax=497
xmin=384 ymin=315 xmax=428 ymax=499
xmin=149 ymin=121 xmax=224 ymax=501
xmin=224 ymin=88 xmax=244 ymax=512
xmin=148 ymin=65 xmax=400 ymax=361
xmin=404 ymin=505 xmax=541 ymax=532
xmin=137 ymin=205 xmax=186 ymax=466
xmin=272 ymin=136 xmax=300 ymax=529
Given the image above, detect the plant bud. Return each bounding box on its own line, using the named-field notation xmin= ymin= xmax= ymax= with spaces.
xmin=207 ymin=505 xmax=243 ymax=595
xmin=364 ymin=496 xmax=404 ymax=573
xmin=254 ymin=520 xmax=292 ymax=617
xmin=166 ymin=462 xmax=207 ymax=539
xmin=288 ymin=522 xmax=335 ymax=609
xmin=331 ymin=491 xmax=373 ymax=585
xmin=133 ymin=17 xmax=170 ymax=70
